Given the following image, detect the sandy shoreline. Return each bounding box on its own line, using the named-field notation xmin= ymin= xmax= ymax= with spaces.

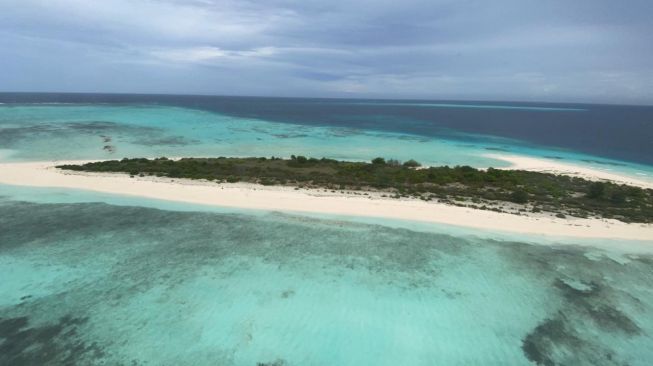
xmin=1 ymin=159 xmax=652 ymax=241
xmin=486 ymin=153 xmax=653 ymax=189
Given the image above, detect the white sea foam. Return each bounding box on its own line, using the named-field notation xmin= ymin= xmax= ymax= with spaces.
xmin=348 ymin=102 xmax=588 ymax=112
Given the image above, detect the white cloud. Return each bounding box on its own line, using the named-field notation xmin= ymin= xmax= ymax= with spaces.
xmin=1 ymin=0 xmax=652 ymax=103
xmin=148 ymin=46 xmax=279 ymax=63
xmin=150 ymin=47 xmax=226 ymax=62
xmin=1 ymin=0 xmax=285 ymax=44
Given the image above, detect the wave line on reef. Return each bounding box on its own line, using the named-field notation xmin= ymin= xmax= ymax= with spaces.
xmin=349 ymin=102 xmax=587 ymax=112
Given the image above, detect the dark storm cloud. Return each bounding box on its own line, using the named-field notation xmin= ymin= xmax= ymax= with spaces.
xmin=1 ymin=0 xmax=652 ymax=103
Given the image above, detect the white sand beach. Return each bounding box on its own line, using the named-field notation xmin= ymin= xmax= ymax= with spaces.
xmin=486 ymin=153 xmax=653 ymax=189
xmin=1 ymin=159 xmax=652 ymax=241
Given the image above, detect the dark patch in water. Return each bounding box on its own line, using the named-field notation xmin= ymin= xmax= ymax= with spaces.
xmin=553 ymin=278 xmax=600 ymax=299
xmin=581 ymin=159 xmax=627 ymax=167
xmin=0 ymin=121 xmax=163 ymax=147
xmin=629 ymin=255 xmax=653 ymax=266
xmin=327 ymin=128 xmax=363 ymax=137
xmin=586 ymin=305 xmax=641 ymax=335
xmin=553 ymin=278 xmax=641 ymax=335
xmin=0 ymin=124 xmax=62 ymax=145
xmin=0 ymin=201 xmax=451 ymax=285
xmin=132 ymin=135 xmax=198 ymax=146
xmin=499 ymin=239 xmax=651 ymax=366
xmin=257 ymin=359 xmax=286 ymax=366
xmin=521 ymin=275 xmax=643 ymax=365
xmin=394 ymin=134 xmax=430 ymax=142
xmin=441 ymin=289 xmax=462 ymax=299
xmin=272 ymin=133 xmax=308 ymax=139
xmin=544 ymin=156 xmax=564 ymax=160
xmin=281 ymin=290 xmax=295 ymax=298
xmin=484 ymin=146 xmax=511 ymax=152
xmin=521 ymin=313 xmax=625 ymax=366
xmin=0 ymin=120 xmax=202 ymax=152
xmin=522 ymin=316 xmax=583 ymax=366
xmin=0 ymin=315 xmax=104 ymax=366
xmin=63 ymin=121 xmax=120 ymax=132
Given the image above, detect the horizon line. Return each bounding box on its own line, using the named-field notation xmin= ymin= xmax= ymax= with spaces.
xmin=0 ymin=90 xmax=652 ymax=108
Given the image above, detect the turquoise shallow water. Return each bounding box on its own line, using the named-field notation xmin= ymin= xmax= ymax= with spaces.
xmin=0 ymin=104 xmax=508 ymax=166
xmin=1 ymin=102 xmax=653 ymax=365
xmin=1 ymin=185 xmax=653 ymax=365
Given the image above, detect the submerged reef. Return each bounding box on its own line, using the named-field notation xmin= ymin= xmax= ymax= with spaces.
xmin=0 ymin=315 xmax=104 ymax=366
xmin=1 ymin=199 xmax=652 ymax=365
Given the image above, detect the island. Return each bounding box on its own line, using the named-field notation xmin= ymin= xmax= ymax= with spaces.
xmin=57 ymin=156 xmax=653 ymax=224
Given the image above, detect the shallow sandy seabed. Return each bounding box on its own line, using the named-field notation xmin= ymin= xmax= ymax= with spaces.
xmin=1 ymin=197 xmax=652 ymax=365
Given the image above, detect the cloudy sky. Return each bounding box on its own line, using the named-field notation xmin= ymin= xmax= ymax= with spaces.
xmin=1 ymin=0 xmax=652 ymax=104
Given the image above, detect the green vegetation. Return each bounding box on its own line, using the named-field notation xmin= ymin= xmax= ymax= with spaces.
xmin=403 ymin=159 xmax=422 ymax=168
xmin=58 ymin=156 xmax=653 ymax=223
